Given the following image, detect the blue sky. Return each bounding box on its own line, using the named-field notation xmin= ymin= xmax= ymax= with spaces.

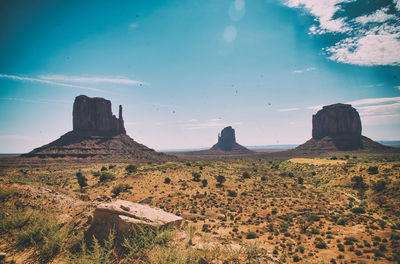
xmin=0 ymin=0 xmax=399 ymax=152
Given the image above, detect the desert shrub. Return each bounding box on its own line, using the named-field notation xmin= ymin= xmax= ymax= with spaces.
xmin=99 ymin=172 xmax=115 ymax=183
xmin=373 ymin=180 xmax=386 ymax=192
xmin=351 ymin=176 xmax=367 ymax=189
xmin=92 ymin=171 xmax=100 ymax=177
xmin=101 ymin=166 xmax=108 ymax=171
xmin=311 ymin=227 xmax=320 ymax=234
xmin=201 ymin=224 xmax=211 ymax=233
xmin=246 ymin=232 xmax=257 ymax=239
xmin=215 ymin=175 xmax=226 ymax=187
xmin=330 ymin=156 xmax=337 ymax=160
xmin=337 ymin=217 xmax=347 ymax=226
xmin=108 ymin=164 xmax=115 ymax=169
xmin=261 ymin=176 xmax=267 ymax=181
xmin=227 ymin=190 xmax=237 ymax=197
xmin=192 ymin=172 xmax=201 ymax=182
xmin=76 ymin=171 xmax=88 ymax=188
xmin=201 ymin=179 xmax=208 ymax=187
xmin=314 ymin=237 xmax=327 ymax=249
xmin=351 ymin=207 xmax=366 ymax=214
xmin=298 ymin=177 xmax=304 ymax=184
xmin=242 ymin=172 xmax=251 ymax=179
xmin=164 ymin=177 xmax=171 ymax=184
xmin=293 ymin=255 xmax=301 ymax=262
xmin=287 ymin=172 xmax=294 ymax=178
xmin=0 ymin=206 xmax=28 ymax=234
xmin=368 ymin=166 xmax=378 ymax=175
xmin=0 ymin=188 xmax=19 ymax=202
xmin=111 ymin=184 xmax=132 ymax=196
xmin=125 ymin=164 xmax=137 ymax=173
xmin=306 ymin=214 xmax=320 ymax=222
xmin=337 ymin=243 xmax=345 ymax=252
xmin=297 ymin=245 xmax=305 ymax=253
xmin=271 ymin=208 xmax=277 ymax=215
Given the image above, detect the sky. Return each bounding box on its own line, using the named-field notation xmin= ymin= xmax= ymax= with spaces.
xmin=0 ymin=0 xmax=399 ymax=152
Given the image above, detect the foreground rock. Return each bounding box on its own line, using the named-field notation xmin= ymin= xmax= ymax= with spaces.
xmin=91 ymin=199 xmax=182 ymax=238
xmin=19 ymin=95 xmax=174 ymax=163
xmin=296 ymin=103 xmax=390 ymax=151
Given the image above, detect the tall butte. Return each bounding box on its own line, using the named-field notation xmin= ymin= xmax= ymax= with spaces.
xmin=296 ymin=103 xmax=389 ymax=151
xmin=22 ymin=95 xmax=173 ymax=162
xmin=210 ymin=126 xmax=253 ymax=153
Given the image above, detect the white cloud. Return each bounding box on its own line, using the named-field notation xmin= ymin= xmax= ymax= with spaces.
xmin=395 ymin=0 xmax=400 ymax=11
xmin=223 ymin=26 xmax=237 ymax=43
xmin=285 ymin=0 xmax=354 ymax=33
xmin=326 ymin=27 xmax=400 ymax=66
xmin=0 ymin=135 xmax=37 ymax=141
xmin=39 ymin=74 xmax=147 ymax=86
xmin=129 ymin=23 xmax=138 ymax=29
xmin=355 ymin=8 xmax=395 ymax=24
xmin=293 ymin=67 xmax=316 ymax=73
xmin=346 ymin=96 xmax=400 ymax=106
xmin=0 ymin=74 xmax=103 ymax=92
xmin=284 ymin=0 xmax=400 ymax=65
xmin=396 ymin=86 xmax=400 ymax=90
xmin=279 ymin=107 xmax=300 ymax=112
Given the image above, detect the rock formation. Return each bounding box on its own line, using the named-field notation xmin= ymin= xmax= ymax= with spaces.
xmin=296 ymin=103 xmax=389 ymax=151
xmin=21 ymin=95 xmax=174 ymax=162
xmin=73 ymin=95 xmax=126 ymax=135
xmin=312 ymin=103 xmax=361 ymax=140
xmin=209 ymin=126 xmax=253 ymax=153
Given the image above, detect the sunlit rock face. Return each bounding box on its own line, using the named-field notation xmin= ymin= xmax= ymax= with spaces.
xmin=296 ymin=103 xmax=390 ymax=151
xmin=73 ymin=95 xmax=126 ymax=136
xmin=312 ymin=103 xmax=361 ymax=140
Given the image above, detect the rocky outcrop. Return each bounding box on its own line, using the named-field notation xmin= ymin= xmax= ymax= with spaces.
xmin=91 ymin=199 xmax=182 ymax=238
xmin=73 ymin=95 xmax=126 ymax=135
xmin=312 ymin=103 xmax=361 ymax=140
xmin=296 ymin=103 xmax=390 ymax=151
xmin=20 ymin=95 xmax=175 ymax=163
xmin=210 ymin=126 xmax=252 ymax=153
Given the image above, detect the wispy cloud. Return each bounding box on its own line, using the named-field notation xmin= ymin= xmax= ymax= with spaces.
xmin=0 ymin=74 xmax=103 ymax=92
xmin=0 ymin=97 xmax=70 ymax=104
xmin=279 ymin=107 xmax=300 ymax=112
xmin=129 ymin=23 xmax=139 ymax=29
xmin=39 ymin=74 xmax=147 ymax=86
xmin=181 ymin=118 xmax=241 ymax=130
xmin=307 ymin=96 xmax=400 ymax=125
xmin=284 ymin=1 xmax=400 ymax=66
xmin=346 ymin=96 xmax=400 ymax=106
xmin=293 ymin=67 xmax=316 ymax=73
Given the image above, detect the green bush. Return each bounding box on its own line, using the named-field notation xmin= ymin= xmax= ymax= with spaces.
xmin=246 ymin=232 xmax=257 ymax=239
xmin=192 ymin=172 xmax=201 ymax=182
xmin=111 ymin=184 xmax=132 ymax=196
xmin=351 ymin=207 xmax=366 ymax=214
xmin=314 ymin=238 xmax=327 ymax=249
xmin=242 ymin=172 xmax=251 ymax=179
xmin=215 ymin=175 xmax=226 ymax=186
xmin=227 ymin=190 xmax=237 ymax=197
xmin=99 ymin=172 xmax=115 ymax=183
xmin=125 ymin=164 xmax=137 ymax=173
xmin=368 ymin=166 xmax=378 ymax=175
xmin=164 ymin=177 xmax=171 ymax=184
xmin=101 ymin=166 xmax=108 ymax=171
xmin=201 ymin=179 xmax=208 ymax=187
xmin=76 ymin=171 xmax=88 ymax=188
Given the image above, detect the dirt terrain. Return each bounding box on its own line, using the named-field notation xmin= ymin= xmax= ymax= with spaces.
xmin=1 ymin=152 xmax=400 ymax=263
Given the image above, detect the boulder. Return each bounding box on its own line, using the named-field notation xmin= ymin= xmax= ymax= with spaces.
xmin=92 ymin=200 xmax=182 ymax=236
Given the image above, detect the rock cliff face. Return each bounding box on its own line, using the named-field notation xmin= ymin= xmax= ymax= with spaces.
xmin=296 ymin=103 xmax=389 ymax=151
xmin=73 ymin=95 xmax=126 ymax=135
xmin=210 ymin=126 xmax=252 ymax=153
xmin=312 ymin=103 xmax=361 ymax=140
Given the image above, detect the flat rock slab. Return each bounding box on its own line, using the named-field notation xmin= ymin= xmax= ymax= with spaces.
xmin=93 ymin=199 xmax=182 ymax=233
